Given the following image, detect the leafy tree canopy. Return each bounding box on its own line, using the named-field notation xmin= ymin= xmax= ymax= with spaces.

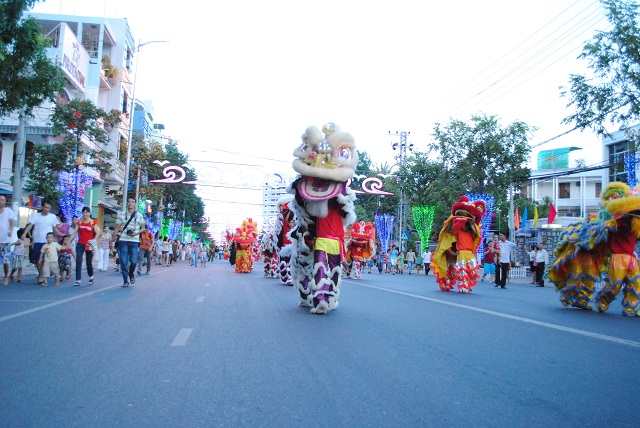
xmin=398 ymin=114 xmax=535 ymax=234
xmin=562 ymin=0 xmax=640 ymax=134
xmin=0 ymin=0 xmax=65 ymax=115
xmin=25 ymin=98 xmax=119 ymax=199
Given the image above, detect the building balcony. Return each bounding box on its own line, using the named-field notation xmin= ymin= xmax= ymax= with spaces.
xmin=99 ymin=69 xmax=112 ymax=89
xmin=100 ymin=159 xmax=125 ymax=184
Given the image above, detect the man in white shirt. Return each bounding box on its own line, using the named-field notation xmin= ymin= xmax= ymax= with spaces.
xmin=24 ymin=199 xmax=61 ymax=284
xmin=495 ymin=233 xmax=516 ymax=289
xmin=535 ymin=242 xmax=549 ymax=287
xmin=0 ymin=195 xmax=15 ymax=285
xmin=422 ymin=248 xmax=432 ymax=275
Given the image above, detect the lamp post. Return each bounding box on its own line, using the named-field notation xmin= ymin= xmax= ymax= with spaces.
xmin=122 ymin=39 xmax=167 ymax=212
xmin=389 ymin=131 xmax=413 ymax=252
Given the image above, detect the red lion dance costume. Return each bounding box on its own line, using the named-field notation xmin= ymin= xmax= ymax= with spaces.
xmin=345 ymin=221 xmax=375 ymax=279
xmin=260 ymin=195 xmax=294 ymax=284
xmin=288 ymin=123 xmax=357 ymax=314
xmin=432 ymin=196 xmax=485 ymax=293
xmin=233 ymin=218 xmax=258 ymax=273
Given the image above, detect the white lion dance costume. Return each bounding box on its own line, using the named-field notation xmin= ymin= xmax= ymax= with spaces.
xmin=260 ymin=195 xmax=294 ymax=285
xmin=432 ymin=196 xmax=485 ymax=293
xmin=288 ymin=123 xmax=357 ymax=314
xmin=345 ymin=221 xmax=375 ymax=279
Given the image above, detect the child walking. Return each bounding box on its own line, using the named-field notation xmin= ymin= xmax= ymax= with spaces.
xmin=9 ymin=228 xmax=29 ymax=283
xmin=39 ymin=232 xmax=61 ymax=286
xmin=200 ymin=248 xmax=207 ymax=267
xmin=58 ymin=235 xmax=75 ymax=281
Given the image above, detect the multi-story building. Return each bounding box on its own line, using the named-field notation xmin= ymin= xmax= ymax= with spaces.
xmin=0 ymin=12 xmax=139 ymax=226
xmin=261 ymin=182 xmax=288 ymax=229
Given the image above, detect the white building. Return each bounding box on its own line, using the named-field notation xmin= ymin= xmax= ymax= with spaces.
xmin=525 ymin=168 xmax=603 ymax=222
xmin=0 ymin=13 xmax=139 ymax=226
xmin=261 ymin=183 xmax=288 ymax=228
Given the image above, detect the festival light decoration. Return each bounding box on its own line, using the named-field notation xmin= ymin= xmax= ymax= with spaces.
xmin=149 ymin=161 xmax=394 ymax=195
xmin=375 ymin=213 xmax=395 ymax=252
xmin=57 ymin=171 xmax=93 ymax=221
xmin=412 ymin=205 xmax=435 ymax=251
xmin=466 ymin=193 xmax=495 ymax=260
xmin=625 ymin=153 xmax=638 ymax=187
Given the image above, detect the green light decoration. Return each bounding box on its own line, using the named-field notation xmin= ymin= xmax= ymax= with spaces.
xmin=412 ymin=205 xmax=435 ymax=249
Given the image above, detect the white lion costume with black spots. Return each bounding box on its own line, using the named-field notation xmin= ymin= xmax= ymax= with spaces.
xmin=260 ymin=195 xmax=294 ymax=284
xmin=287 ymin=123 xmax=358 ymax=314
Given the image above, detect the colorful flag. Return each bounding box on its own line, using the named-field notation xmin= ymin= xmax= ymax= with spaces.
xmin=514 ymin=207 xmax=520 ymax=230
xmin=548 ymin=202 xmax=557 ymax=224
xmin=533 ymin=205 xmax=538 ymax=228
xmin=521 ymin=206 xmax=528 ymax=229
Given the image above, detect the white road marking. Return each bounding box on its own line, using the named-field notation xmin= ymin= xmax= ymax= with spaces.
xmin=171 ymin=328 xmax=193 ymax=346
xmin=0 ymin=284 xmax=123 ymax=323
xmin=348 ymin=281 xmax=640 ymax=349
xmin=196 ymin=296 xmax=205 ymax=303
xmin=204 ymin=283 xmax=210 ymax=287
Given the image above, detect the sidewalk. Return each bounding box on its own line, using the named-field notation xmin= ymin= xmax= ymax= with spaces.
xmin=5 ymin=259 xmax=107 ymax=285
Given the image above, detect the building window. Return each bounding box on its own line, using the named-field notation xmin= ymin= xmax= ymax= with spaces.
xmin=558 ymin=183 xmax=570 ymax=199
xmin=595 ymin=182 xmax=602 ymax=198
xmin=609 ymin=141 xmax=631 ymax=183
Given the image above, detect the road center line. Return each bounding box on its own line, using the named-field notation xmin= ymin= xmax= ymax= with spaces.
xmin=196 ymin=296 xmax=205 ymax=303
xmin=171 ymin=328 xmax=193 ymax=346
xmin=348 ymin=281 xmax=640 ymax=349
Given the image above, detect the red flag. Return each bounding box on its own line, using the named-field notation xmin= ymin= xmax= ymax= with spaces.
xmin=514 ymin=207 xmax=520 ymax=230
xmin=548 ymin=202 xmax=557 ymax=224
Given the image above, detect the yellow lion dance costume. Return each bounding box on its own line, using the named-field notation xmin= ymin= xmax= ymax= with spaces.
xmin=548 ymin=182 xmax=640 ymax=316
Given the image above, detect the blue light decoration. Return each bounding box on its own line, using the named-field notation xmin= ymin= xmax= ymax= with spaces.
xmin=466 ymin=193 xmax=495 ymax=260
xmin=145 ymin=212 xmax=162 ymax=237
xmin=169 ymin=220 xmax=182 ymax=240
xmin=57 ymin=171 xmax=93 ymax=221
xmin=625 ymin=152 xmax=639 ymax=187
xmin=375 ymin=213 xmax=395 ymax=252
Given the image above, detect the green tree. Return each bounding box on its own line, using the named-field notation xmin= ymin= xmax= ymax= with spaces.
xmin=25 ymin=99 xmax=120 ymax=199
xmin=0 ymin=0 xmax=65 ymax=115
xmin=398 ymin=114 xmax=535 ymax=233
xmin=562 ymin=0 xmax=640 ymax=134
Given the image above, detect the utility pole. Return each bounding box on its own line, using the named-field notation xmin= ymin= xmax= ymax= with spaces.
xmin=11 ymin=108 xmax=27 ymax=223
xmin=389 ymin=131 xmax=413 ymax=252
xmin=134 ymin=164 xmax=141 ymax=203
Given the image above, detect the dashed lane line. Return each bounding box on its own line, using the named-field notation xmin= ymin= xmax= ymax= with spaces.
xmin=171 ymin=328 xmax=193 ymax=346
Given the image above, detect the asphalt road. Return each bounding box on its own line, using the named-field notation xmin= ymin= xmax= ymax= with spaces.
xmin=0 ymin=260 xmax=638 ymax=427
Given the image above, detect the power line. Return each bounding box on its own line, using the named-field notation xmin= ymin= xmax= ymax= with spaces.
xmin=447 ymin=2 xmax=600 ymax=115
xmin=441 ymin=0 xmax=593 ymax=104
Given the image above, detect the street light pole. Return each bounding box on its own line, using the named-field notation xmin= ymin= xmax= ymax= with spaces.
xmin=389 ymin=131 xmax=413 ymax=252
xmin=121 ymin=39 xmax=167 ymax=212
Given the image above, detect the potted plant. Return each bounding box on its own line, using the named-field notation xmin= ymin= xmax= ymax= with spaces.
xmin=102 ymin=55 xmax=119 ymax=80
